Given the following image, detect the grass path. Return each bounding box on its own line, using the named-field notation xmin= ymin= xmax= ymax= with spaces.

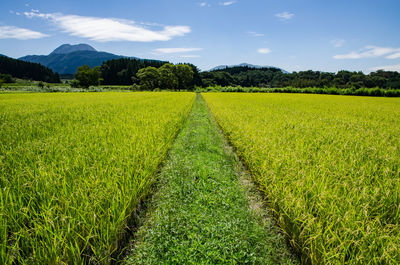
xmin=126 ymin=94 xmax=296 ymax=264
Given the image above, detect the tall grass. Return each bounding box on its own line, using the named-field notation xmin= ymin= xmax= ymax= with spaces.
xmin=203 ymin=93 xmax=400 ymax=264
xmin=0 ymin=92 xmax=195 ymax=264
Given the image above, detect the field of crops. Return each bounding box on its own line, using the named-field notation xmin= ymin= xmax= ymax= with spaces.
xmin=203 ymin=93 xmax=400 ymax=264
xmin=0 ymin=92 xmax=195 ymax=264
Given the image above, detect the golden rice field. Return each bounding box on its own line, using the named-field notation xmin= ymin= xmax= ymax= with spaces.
xmin=0 ymin=92 xmax=195 ymax=264
xmin=203 ymin=93 xmax=400 ymax=264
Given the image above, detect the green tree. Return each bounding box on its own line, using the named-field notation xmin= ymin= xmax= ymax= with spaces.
xmin=74 ymin=65 xmax=101 ymax=88
xmin=186 ymin=64 xmax=203 ymax=88
xmin=38 ymin=81 xmax=45 ymax=89
xmin=136 ymin=66 xmax=160 ymax=90
xmin=0 ymin=74 xmax=13 ymax=83
xmin=174 ymin=64 xmax=194 ymax=90
xmin=100 ymin=58 xmax=166 ymax=85
xmin=159 ymin=63 xmax=178 ymax=90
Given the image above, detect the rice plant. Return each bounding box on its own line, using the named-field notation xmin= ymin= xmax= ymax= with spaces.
xmin=203 ymin=93 xmax=400 ymax=264
xmin=0 ymin=92 xmax=195 ymax=264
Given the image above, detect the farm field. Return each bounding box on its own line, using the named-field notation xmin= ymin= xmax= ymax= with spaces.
xmin=203 ymin=93 xmax=400 ymax=264
xmin=0 ymin=92 xmax=195 ymax=264
xmin=127 ymin=94 xmax=296 ymax=264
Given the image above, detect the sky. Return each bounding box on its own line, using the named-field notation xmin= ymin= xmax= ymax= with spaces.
xmin=0 ymin=0 xmax=400 ymax=73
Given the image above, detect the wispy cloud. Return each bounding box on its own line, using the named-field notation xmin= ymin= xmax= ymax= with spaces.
xmin=9 ymin=10 xmax=21 ymax=15
xmin=220 ymin=1 xmax=236 ymax=6
xmin=275 ymin=11 xmax=295 ymax=21
xmin=386 ymin=52 xmax=400 ymax=59
xmin=247 ymin=31 xmax=264 ymax=37
xmin=199 ymin=2 xmax=210 ymax=7
xmin=258 ymin=48 xmax=271 ymax=54
xmin=330 ymin=39 xmax=345 ymax=48
xmin=153 ymin=48 xmax=203 ymax=54
xmin=369 ymin=64 xmax=400 ymax=72
xmin=0 ymin=25 xmax=48 ymax=40
xmin=24 ymin=10 xmax=190 ymax=42
xmin=333 ymin=45 xmax=400 ymax=59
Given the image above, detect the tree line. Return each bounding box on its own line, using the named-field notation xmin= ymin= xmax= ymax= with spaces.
xmin=73 ymin=62 xmax=400 ymax=91
xmin=0 ymin=55 xmax=60 ymax=83
xmin=73 ymin=59 xmax=202 ymax=90
xmin=100 ymin=58 xmax=166 ymax=85
xmin=2 ymin=53 xmax=399 ymax=91
xmin=200 ymin=66 xmax=400 ymax=89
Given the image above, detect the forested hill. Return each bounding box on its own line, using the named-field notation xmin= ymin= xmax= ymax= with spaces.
xmin=100 ymin=58 xmax=168 ymax=85
xmin=201 ymin=66 xmax=400 ymax=89
xmin=0 ymin=55 xmax=60 ymax=83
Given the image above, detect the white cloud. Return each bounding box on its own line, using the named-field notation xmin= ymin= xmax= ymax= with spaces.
xmin=9 ymin=10 xmax=21 ymax=15
xmin=330 ymin=39 xmax=345 ymax=48
xmin=153 ymin=48 xmax=203 ymax=54
xmin=386 ymin=52 xmax=400 ymax=59
xmin=24 ymin=11 xmax=191 ymax=42
xmin=0 ymin=25 xmax=49 ymax=40
xmin=247 ymin=31 xmax=264 ymax=37
xmin=334 ymin=45 xmax=400 ymax=59
xmin=275 ymin=12 xmax=295 ymax=21
xmin=369 ymin=64 xmax=400 ymax=72
xmin=258 ymin=48 xmax=271 ymax=54
xmin=199 ymin=2 xmax=210 ymax=7
xmin=220 ymin=1 xmax=236 ymax=6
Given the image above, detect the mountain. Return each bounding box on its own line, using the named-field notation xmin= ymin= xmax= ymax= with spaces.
xmin=0 ymin=54 xmax=60 ymax=83
xmin=50 ymin=43 xmax=97 ymax=55
xmin=19 ymin=44 xmax=124 ymax=75
xmin=210 ymin=63 xmax=289 ymax=73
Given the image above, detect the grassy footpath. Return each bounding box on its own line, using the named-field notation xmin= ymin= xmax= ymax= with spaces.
xmin=126 ymin=94 xmax=296 ymax=264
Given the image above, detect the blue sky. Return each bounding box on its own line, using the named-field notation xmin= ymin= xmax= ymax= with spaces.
xmin=0 ymin=0 xmax=400 ymax=72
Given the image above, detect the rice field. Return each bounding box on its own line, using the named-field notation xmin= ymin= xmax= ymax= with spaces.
xmin=203 ymin=93 xmax=400 ymax=264
xmin=0 ymin=92 xmax=195 ymax=264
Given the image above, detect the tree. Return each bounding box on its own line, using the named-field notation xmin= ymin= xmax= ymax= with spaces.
xmin=69 ymin=79 xmax=80 ymax=88
xmin=186 ymin=64 xmax=203 ymax=88
xmin=0 ymin=56 xmax=60 ymax=83
xmin=74 ymin=65 xmax=101 ymax=88
xmin=136 ymin=67 xmax=160 ymax=90
xmin=159 ymin=63 xmax=178 ymax=90
xmin=100 ymin=58 xmax=167 ymax=85
xmin=0 ymin=74 xmax=13 ymax=83
xmin=174 ymin=64 xmax=194 ymax=90
xmin=38 ymin=81 xmax=45 ymax=89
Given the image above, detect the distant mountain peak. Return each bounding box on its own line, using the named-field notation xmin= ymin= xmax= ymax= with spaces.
xmin=50 ymin=44 xmax=97 ymax=55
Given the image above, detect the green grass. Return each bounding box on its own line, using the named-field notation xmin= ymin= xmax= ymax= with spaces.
xmin=203 ymin=93 xmax=400 ymax=264
xmin=0 ymin=92 xmax=195 ymax=264
xmin=127 ymin=94 xmax=296 ymax=264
